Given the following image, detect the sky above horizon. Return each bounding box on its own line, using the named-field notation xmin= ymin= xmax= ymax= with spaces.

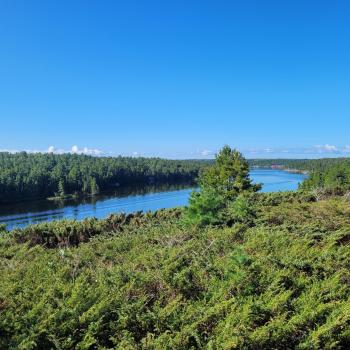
xmin=1 ymin=1 xmax=350 ymax=159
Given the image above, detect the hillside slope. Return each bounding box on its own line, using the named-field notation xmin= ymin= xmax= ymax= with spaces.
xmin=1 ymin=193 xmax=350 ymax=349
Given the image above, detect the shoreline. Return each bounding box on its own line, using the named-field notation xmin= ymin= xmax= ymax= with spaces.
xmin=251 ymin=165 xmax=309 ymax=175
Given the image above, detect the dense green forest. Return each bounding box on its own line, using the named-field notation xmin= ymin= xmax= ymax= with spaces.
xmin=249 ymin=157 xmax=350 ymax=171
xmin=300 ymin=160 xmax=350 ymax=192
xmin=0 ymin=152 xmax=208 ymax=203
xmin=2 ymin=147 xmax=350 ymax=348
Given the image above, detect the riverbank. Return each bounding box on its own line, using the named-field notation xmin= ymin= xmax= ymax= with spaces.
xmin=251 ymin=165 xmax=309 ymax=175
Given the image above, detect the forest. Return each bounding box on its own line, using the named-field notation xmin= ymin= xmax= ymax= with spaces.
xmin=2 ymin=147 xmax=350 ymax=348
xmin=249 ymin=157 xmax=350 ymax=172
xmin=0 ymin=152 xmax=208 ymax=203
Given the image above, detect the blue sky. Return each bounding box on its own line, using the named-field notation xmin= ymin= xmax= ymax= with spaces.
xmin=1 ymin=1 xmax=350 ymax=159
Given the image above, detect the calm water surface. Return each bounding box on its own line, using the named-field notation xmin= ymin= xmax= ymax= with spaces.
xmin=0 ymin=169 xmax=307 ymax=230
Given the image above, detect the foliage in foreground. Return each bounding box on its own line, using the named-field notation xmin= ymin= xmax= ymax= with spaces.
xmin=2 ymin=193 xmax=350 ymax=349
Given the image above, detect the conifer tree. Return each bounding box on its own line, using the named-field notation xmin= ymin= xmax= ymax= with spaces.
xmin=185 ymin=145 xmax=260 ymax=226
xmin=57 ymin=179 xmax=65 ymax=198
xmin=90 ymin=178 xmax=100 ymax=195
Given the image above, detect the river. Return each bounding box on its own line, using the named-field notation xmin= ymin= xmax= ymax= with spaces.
xmin=0 ymin=169 xmax=307 ymax=230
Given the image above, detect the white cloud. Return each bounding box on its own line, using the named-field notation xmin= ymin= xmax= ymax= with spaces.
xmin=71 ymin=145 xmax=79 ymax=153
xmin=0 ymin=145 xmax=104 ymax=156
xmin=70 ymin=145 xmax=103 ymax=156
xmin=46 ymin=146 xmax=67 ymax=154
xmin=314 ymin=144 xmax=338 ymax=153
xmin=0 ymin=149 xmax=19 ymax=154
xmin=243 ymin=144 xmax=350 ymax=158
xmin=201 ymin=149 xmax=212 ymax=156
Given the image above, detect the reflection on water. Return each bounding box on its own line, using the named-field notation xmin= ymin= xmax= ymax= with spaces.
xmin=0 ymin=183 xmax=195 ymax=230
xmin=0 ymin=170 xmax=307 ymax=230
xmin=251 ymin=169 xmax=308 ymax=192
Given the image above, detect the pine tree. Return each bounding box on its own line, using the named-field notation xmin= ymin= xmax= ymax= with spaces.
xmin=57 ymin=179 xmax=65 ymax=198
xmin=200 ymin=145 xmax=260 ymax=199
xmin=90 ymin=178 xmax=100 ymax=195
xmin=185 ymin=145 xmax=260 ymax=226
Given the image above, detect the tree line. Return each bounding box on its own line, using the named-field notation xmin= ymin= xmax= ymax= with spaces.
xmin=0 ymin=152 xmax=208 ymax=203
xmin=249 ymin=157 xmax=350 ymax=172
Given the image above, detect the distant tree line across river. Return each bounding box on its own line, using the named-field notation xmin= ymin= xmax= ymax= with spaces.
xmin=0 ymin=152 xmax=209 ymax=203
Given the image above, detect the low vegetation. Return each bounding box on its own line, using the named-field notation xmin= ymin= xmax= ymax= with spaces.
xmin=1 ymin=147 xmax=350 ymax=349
xmin=2 ymin=193 xmax=350 ymax=348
